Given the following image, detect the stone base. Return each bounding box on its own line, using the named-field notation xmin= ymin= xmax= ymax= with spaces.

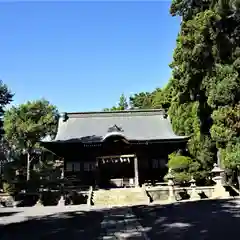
xmin=190 ymin=190 xmax=201 ymax=200
xmin=12 ymin=201 xmax=19 ymax=208
xmin=168 ymin=195 xmax=176 ymax=202
xmin=35 ymin=199 xmax=43 ymax=207
xmin=58 ymin=196 xmax=65 ymax=206
xmin=212 ymin=187 xmax=230 ymax=199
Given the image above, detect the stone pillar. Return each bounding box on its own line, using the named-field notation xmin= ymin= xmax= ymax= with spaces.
xmin=189 ymin=177 xmax=200 ymax=200
xmin=58 ymin=196 xmax=65 ymax=206
xmin=35 ymin=194 xmax=44 ymax=207
xmin=168 ymin=180 xmax=175 ymax=202
xmin=166 ymin=168 xmax=175 ymax=202
xmin=58 ymin=160 xmax=65 ymax=206
xmin=217 ymin=148 xmax=226 ymax=184
xmin=87 ymin=186 xmax=93 ymax=206
xmin=134 ymin=156 xmax=139 ymax=187
xmin=95 ymin=159 xmax=100 ymax=188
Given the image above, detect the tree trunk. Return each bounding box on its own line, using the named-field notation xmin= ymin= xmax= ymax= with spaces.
xmin=237 ymin=175 xmax=240 ymax=190
xmin=26 ymin=152 xmax=31 ymax=181
xmin=235 ymin=168 xmax=240 ymax=190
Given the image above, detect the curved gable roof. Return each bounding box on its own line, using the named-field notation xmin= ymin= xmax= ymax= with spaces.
xmin=44 ymin=109 xmax=189 ymax=143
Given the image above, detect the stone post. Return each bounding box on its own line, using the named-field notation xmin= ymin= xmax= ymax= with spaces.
xmin=166 ymin=168 xmax=175 ymax=202
xmin=58 ymin=195 xmax=65 ymax=206
xmin=217 ymin=148 xmax=226 ymax=184
xmin=211 ymin=163 xmax=229 ymax=199
xmin=134 ymin=156 xmax=139 ymax=188
xmin=87 ymin=186 xmax=93 ymax=206
xmin=35 ymin=193 xmax=44 ymax=207
xmin=95 ymin=159 xmax=99 ymax=188
xmin=189 ymin=177 xmax=200 ymax=200
xmin=58 ymin=163 xmax=65 ymax=206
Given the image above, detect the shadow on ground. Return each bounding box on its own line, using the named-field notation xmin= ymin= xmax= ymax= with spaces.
xmin=0 ymin=212 xmax=20 ymax=217
xmin=133 ymin=198 xmax=240 ymax=239
xmin=0 ymin=199 xmax=240 ymax=239
xmin=0 ymin=210 xmax=104 ymax=240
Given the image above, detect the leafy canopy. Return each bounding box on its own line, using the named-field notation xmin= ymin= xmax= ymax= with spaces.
xmin=4 ymin=99 xmax=59 ymax=152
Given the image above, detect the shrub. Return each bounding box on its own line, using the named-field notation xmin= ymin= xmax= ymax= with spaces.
xmin=168 ymin=153 xmax=192 ymax=170
xmin=15 ymin=193 xmax=39 ymax=207
xmin=3 ymin=182 xmax=17 ymax=195
xmin=66 ymin=191 xmax=88 ymax=205
xmin=41 ymin=191 xmax=60 ymax=206
xmin=165 ymin=153 xmax=194 ymax=185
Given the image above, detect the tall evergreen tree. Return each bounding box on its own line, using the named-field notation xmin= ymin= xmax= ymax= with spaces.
xmin=118 ymin=93 xmax=128 ymax=110
xmin=167 ymin=0 xmax=240 ymax=182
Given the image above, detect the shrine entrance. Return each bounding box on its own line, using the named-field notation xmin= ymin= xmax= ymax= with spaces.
xmin=97 ymin=154 xmax=136 ymax=188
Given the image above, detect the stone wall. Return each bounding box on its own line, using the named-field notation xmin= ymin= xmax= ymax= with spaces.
xmin=146 ymin=186 xmax=215 ymax=202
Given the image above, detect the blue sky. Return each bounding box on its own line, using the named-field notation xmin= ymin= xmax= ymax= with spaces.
xmin=0 ymin=1 xmax=180 ymax=112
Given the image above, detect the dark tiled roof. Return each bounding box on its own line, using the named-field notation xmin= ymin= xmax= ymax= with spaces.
xmin=43 ymin=109 xmax=188 ymax=143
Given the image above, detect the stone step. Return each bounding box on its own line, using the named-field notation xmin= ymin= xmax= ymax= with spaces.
xmin=93 ymin=188 xmax=148 ymax=206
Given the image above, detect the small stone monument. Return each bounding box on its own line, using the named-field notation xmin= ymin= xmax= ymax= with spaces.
xmin=12 ymin=200 xmax=21 ymax=208
xmin=189 ymin=177 xmax=200 ymax=200
xmin=165 ymin=168 xmax=176 ymax=202
xmin=35 ymin=195 xmax=43 ymax=207
xmin=58 ymin=195 xmax=65 ymax=206
xmin=211 ymin=163 xmax=229 ymax=199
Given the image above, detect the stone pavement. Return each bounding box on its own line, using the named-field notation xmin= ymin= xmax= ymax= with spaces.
xmin=98 ymin=207 xmax=149 ymax=239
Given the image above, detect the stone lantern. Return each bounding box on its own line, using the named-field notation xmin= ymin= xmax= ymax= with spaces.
xmin=189 ymin=177 xmax=200 ymax=200
xmin=211 ymin=163 xmax=225 ymax=184
xmin=211 ymin=163 xmax=229 ymax=198
xmin=165 ymin=168 xmax=175 ymax=202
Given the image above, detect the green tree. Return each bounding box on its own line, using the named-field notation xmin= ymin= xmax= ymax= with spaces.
xmin=118 ymin=93 xmax=128 ymax=110
xmin=152 ymin=83 xmax=174 ymax=111
xmin=167 ymin=0 xmax=240 ymax=182
xmin=4 ymin=99 xmax=59 ymax=181
xmin=103 ymin=93 xmax=128 ymax=111
xmin=129 ymin=92 xmax=153 ymax=109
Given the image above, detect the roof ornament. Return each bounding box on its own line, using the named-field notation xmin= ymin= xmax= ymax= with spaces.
xmin=107 ymin=124 xmax=124 ymax=133
xmin=60 ymin=112 xmax=69 ymax=122
xmin=163 ymin=113 xmax=168 ymax=119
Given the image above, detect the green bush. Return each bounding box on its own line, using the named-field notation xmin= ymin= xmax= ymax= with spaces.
xmin=165 ymin=153 xmax=194 ymax=185
xmin=2 ymin=182 xmax=17 ymax=195
xmin=168 ymin=153 xmax=192 ymax=170
xmin=41 ymin=191 xmax=60 ymax=206
xmin=66 ymin=191 xmax=88 ymax=205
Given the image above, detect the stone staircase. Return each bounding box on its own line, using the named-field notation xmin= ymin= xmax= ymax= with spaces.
xmin=92 ymin=187 xmax=149 ymax=206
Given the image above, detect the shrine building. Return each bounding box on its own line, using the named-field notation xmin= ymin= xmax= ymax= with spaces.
xmin=41 ymin=109 xmax=189 ymax=188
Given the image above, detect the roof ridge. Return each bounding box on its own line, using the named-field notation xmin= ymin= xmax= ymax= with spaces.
xmin=67 ymin=108 xmax=164 ymax=114
xmin=63 ymin=109 xmax=166 ymax=119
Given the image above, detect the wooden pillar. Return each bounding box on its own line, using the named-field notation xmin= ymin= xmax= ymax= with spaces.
xmin=134 ymin=156 xmax=139 ymax=187
xmin=95 ymin=158 xmax=100 ymax=188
